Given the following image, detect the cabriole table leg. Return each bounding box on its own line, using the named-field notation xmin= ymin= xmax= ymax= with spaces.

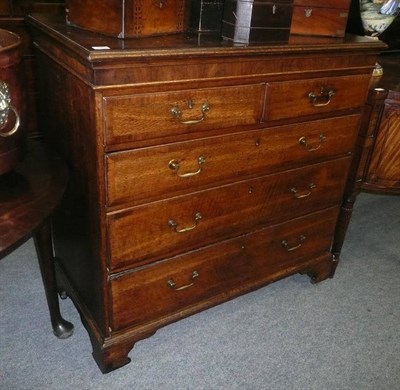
xmin=33 ymin=219 xmax=74 ymax=339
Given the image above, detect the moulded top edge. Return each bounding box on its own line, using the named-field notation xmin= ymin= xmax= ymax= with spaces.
xmin=26 ymin=13 xmax=387 ymax=64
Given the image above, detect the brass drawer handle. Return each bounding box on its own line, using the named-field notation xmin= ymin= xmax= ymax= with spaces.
xmin=170 ymin=101 xmax=210 ymax=125
xmin=168 ymin=212 xmax=202 ymax=233
xmin=299 ymin=133 xmax=326 ymax=152
xmin=281 ymin=235 xmax=306 ymax=252
xmin=154 ymin=0 xmax=167 ymax=8
xmin=0 ymin=81 xmax=20 ymax=138
xmin=169 ymin=155 xmax=206 ymax=178
xmin=167 ymin=271 xmax=199 ymax=291
xmin=308 ymin=87 xmax=336 ymax=107
xmin=290 ymin=183 xmax=316 ymax=199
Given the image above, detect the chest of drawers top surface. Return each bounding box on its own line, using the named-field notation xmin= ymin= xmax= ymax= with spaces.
xmin=27 ymin=13 xmax=385 ymax=87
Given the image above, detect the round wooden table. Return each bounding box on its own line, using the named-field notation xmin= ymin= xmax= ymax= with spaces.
xmin=0 ymin=140 xmax=73 ymax=338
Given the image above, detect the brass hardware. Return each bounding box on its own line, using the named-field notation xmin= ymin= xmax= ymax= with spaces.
xmin=299 ymin=134 xmax=326 ymax=152
xmin=154 ymin=0 xmax=167 ymax=8
xmin=169 ymin=155 xmax=205 ymax=178
xmin=281 ymin=235 xmax=306 ymax=252
xmin=0 ymin=81 xmax=20 ymax=138
xmin=308 ymin=87 xmax=336 ymax=107
xmin=170 ymin=101 xmax=210 ymax=125
xmin=290 ymin=183 xmax=316 ymax=199
xmin=167 ymin=271 xmax=199 ymax=291
xmin=168 ymin=212 xmax=202 ymax=233
xmin=0 ymin=81 xmax=11 ymax=128
xmin=373 ymin=63 xmax=383 ymax=77
xmin=305 ymin=8 xmax=313 ymax=17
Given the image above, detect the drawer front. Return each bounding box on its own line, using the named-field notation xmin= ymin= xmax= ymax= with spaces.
xmin=106 ymin=115 xmax=360 ymax=207
xmin=266 ymin=75 xmax=371 ymax=121
xmin=103 ymin=84 xmax=266 ymax=146
xmin=109 ymin=206 xmax=339 ymax=332
xmin=107 ymin=157 xmax=350 ymax=271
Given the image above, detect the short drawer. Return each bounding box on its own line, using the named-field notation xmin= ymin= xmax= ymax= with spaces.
xmin=106 ymin=114 xmax=360 ymax=207
xmin=103 ymin=83 xmax=266 ymax=146
xmin=107 ymin=157 xmax=350 ymax=271
xmin=109 ymin=206 xmax=339 ymax=332
xmin=265 ymin=75 xmax=371 ymax=121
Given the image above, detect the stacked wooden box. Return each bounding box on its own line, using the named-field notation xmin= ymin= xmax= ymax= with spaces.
xmin=290 ymin=0 xmax=352 ymax=38
xmin=64 ymin=0 xmax=352 ymax=42
xmin=65 ymin=0 xmax=188 ymax=38
xmin=221 ymin=0 xmax=294 ymax=43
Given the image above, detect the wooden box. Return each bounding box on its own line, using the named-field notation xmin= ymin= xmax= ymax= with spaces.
xmin=290 ymin=0 xmax=351 ymax=37
xmin=65 ymin=0 xmax=188 ymax=38
xmin=188 ymin=0 xmax=225 ymax=32
xmin=221 ymin=0 xmax=293 ymax=44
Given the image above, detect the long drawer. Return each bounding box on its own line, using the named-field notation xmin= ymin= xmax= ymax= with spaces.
xmin=106 ymin=114 xmax=360 ymax=207
xmin=109 ymin=206 xmax=339 ymax=332
xmin=107 ymin=157 xmax=350 ymax=271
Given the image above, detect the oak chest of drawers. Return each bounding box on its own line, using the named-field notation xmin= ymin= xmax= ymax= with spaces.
xmin=28 ymin=14 xmax=384 ymax=373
